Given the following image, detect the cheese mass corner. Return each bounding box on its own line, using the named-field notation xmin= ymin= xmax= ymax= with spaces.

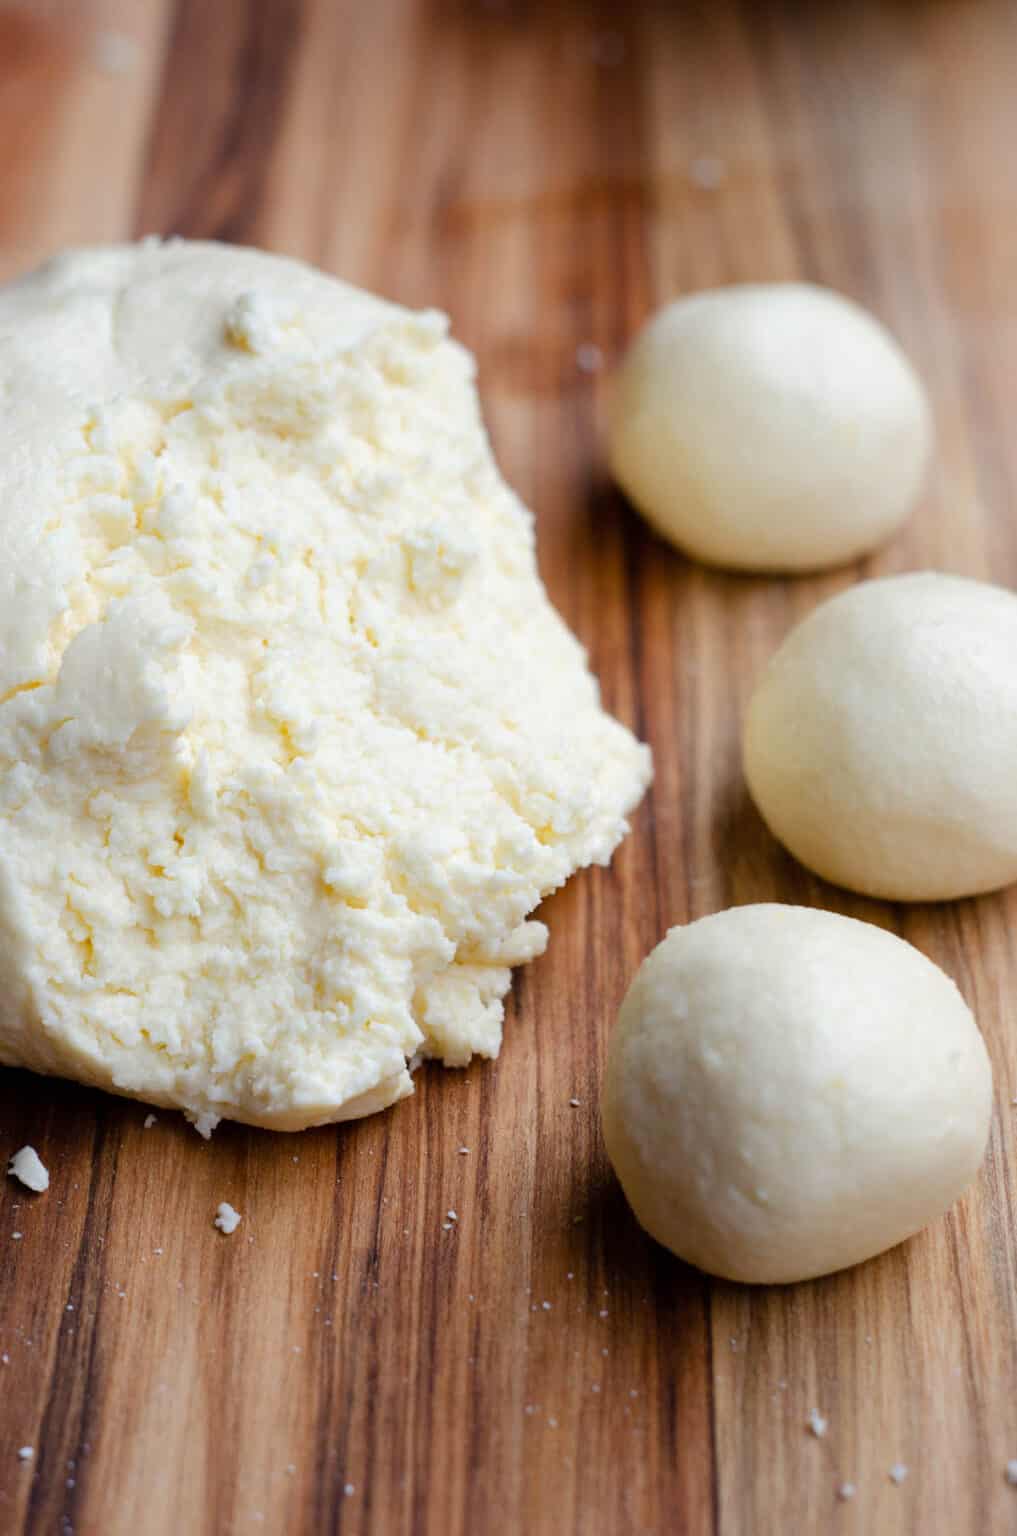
xmin=0 ymin=241 xmax=651 ymax=1131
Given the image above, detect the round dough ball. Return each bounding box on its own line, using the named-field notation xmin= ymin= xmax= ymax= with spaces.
xmin=608 ymin=284 xmax=931 ymax=572
xmin=743 ymin=572 xmax=1017 ymax=901
xmin=601 ymin=905 xmax=992 ymax=1284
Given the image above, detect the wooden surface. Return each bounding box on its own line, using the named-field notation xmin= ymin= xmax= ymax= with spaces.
xmin=2 ymin=1 xmax=1017 ymax=1531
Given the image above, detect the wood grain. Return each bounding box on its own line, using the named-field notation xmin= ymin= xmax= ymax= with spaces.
xmin=3 ymin=0 xmax=1017 ymax=1531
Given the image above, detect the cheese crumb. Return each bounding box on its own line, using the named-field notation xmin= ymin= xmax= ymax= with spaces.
xmin=7 ymin=1146 xmax=49 ymax=1193
xmin=213 ymin=1202 xmax=242 ymax=1234
xmin=889 ymin=1464 xmax=908 ymax=1485
xmin=93 ymin=30 xmax=139 ymax=76
xmin=807 ymin=1410 xmax=828 ymax=1439
xmin=18 ymin=1446 xmax=33 ymax=1461
xmin=143 ymin=1114 xmax=157 ymax=1129
xmin=837 ymin=1483 xmax=856 ymax=1501
xmin=690 ymin=155 xmax=727 ymax=190
xmin=1006 ymin=1460 xmax=1017 ymax=1486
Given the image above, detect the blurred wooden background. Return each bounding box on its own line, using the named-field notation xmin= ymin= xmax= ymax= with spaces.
xmin=2 ymin=0 xmax=1017 ymax=1532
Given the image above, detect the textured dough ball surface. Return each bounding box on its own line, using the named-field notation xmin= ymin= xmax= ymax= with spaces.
xmin=601 ymin=905 xmax=992 ymax=1284
xmin=0 ymin=240 xmax=651 ymax=1132
xmin=608 ymin=284 xmax=931 ymax=572
xmin=744 ymin=572 xmax=1017 ymax=901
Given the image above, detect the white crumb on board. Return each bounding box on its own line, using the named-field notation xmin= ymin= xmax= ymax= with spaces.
xmin=7 ymin=1146 xmax=49 ymax=1193
xmin=568 ymin=1096 xmax=582 ymax=1107
xmin=18 ymin=1447 xmax=33 ymax=1462
xmin=837 ymin=1483 xmax=856 ymax=1501
xmin=191 ymin=1111 xmax=221 ymax=1140
xmin=93 ymin=30 xmax=140 ymax=76
xmin=143 ymin=1113 xmax=157 ymax=1129
xmin=889 ymin=1464 xmax=908 ymax=1485
xmin=807 ymin=1410 xmax=827 ymax=1438
xmin=213 ymin=1202 xmax=242 ymax=1235
xmin=689 ymin=155 xmax=727 ymax=190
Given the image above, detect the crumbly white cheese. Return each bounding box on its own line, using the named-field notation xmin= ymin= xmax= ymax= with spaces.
xmin=7 ymin=1145 xmax=49 ymax=1192
xmin=0 ymin=240 xmax=650 ymax=1131
xmin=214 ymin=1201 xmax=242 ymax=1234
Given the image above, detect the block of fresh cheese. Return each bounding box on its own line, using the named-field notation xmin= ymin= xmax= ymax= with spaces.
xmin=0 ymin=240 xmax=651 ymax=1133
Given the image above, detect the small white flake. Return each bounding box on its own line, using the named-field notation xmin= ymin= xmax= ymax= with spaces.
xmin=542 ymin=1301 xmax=552 ymax=1311
xmin=1006 ymin=1460 xmax=1017 ymax=1486
xmin=1 ymin=1353 xmax=8 ymax=1364
xmin=442 ymin=1222 xmax=453 ymax=1232
xmin=575 ymin=345 xmax=603 ymax=376
xmin=568 ymin=1096 xmax=582 ymax=1108
xmin=143 ymin=1114 xmax=157 ymax=1129
xmin=213 ymin=1202 xmax=242 ymax=1235
xmin=458 ymin=1145 xmax=470 ymax=1155
xmin=344 ymin=1484 xmax=355 ymax=1496
xmin=8 ymin=1147 xmax=49 ymax=1193
xmin=191 ymin=1110 xmax=220 ymax=1139
xmin=12 ymin=1232 xmax=23 ymax=1240
xmin=93 ymin=30 xmax=140 ymax=76
xmin=889 ymin=1464 xmax=908 ymax=1485
xmin=690 ymin=155 xmax=727 ymax=190
xmin=807 ymin=1410 xmax=827 ymax=1439
xmin=548 ymin=1417 xmax=558 ymax=1428
xmin=598 ymin=1309 xmax=609 ymax=1318
xmin=18 ymin=1446 xmax=33 ymax=1462
xmin=446 ymin=1210 xmax=458 ymax=1222
xmin=837 ymin=1483 xmax=856 ymax=1502
xmin=566 ymin=1272 xmax=574 ymax=1280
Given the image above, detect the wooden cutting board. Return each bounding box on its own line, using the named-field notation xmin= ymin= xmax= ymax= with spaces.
xmin=3 ymin=1 xmax=1017 ymax=1531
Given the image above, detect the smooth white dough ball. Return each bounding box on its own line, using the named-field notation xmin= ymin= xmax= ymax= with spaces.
xmin=601 ymin=906 xmax=992 ymax=1285
xmin=744 ymin=572 xmax=1017 ymax=901
xmin=608 ymin=284 xmax=932 ymax=571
